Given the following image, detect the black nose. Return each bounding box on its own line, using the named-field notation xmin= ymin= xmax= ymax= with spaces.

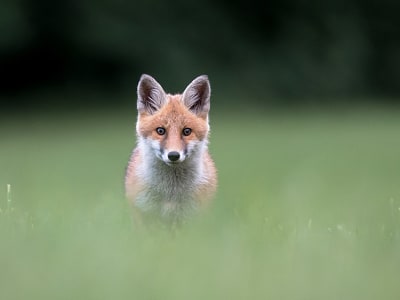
xmin=168 ymin=151 xmax=180 ymax=162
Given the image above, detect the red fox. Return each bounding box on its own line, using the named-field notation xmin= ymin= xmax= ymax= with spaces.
xmin=125 ymin=74 xmax=217 ymax=225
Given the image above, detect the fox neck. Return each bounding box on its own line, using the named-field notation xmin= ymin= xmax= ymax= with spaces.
xmin=136 ymin=136 xmax=208 ymax=219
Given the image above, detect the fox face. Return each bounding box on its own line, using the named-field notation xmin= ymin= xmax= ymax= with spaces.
xmin=136 ymin=75 xmax=211 ymax=166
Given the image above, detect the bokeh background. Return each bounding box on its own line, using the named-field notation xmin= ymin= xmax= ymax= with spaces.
xmin=1 ymin=1 xmax=400 ymax=300
xmin=1 ymin=0 xmax=400 ymax=111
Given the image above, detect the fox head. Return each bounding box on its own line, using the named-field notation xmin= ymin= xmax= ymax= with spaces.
xmin=136 ymin=74 xmax=211 ymax=166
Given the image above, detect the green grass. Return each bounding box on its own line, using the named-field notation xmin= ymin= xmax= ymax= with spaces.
xmin=1 ymin=106 xmax=400 ymax=300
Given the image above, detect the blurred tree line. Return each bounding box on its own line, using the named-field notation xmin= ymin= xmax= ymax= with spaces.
xmin=1 ymin=0 xmax=399 ymax=109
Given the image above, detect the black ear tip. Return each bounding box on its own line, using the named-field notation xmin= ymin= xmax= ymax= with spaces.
xmin=139 ymin=74 xmax=154 ymax=82
xmin=193 ymin=75 xmax=210 ymax=92
xmin=196 ymin=75 xmax=209 ymax=81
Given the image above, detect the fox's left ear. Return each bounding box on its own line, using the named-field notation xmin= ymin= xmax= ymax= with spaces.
xmin=182 ymin=75 xmax=211 ymax=118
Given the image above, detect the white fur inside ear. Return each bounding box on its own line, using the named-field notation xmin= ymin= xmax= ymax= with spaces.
xmin=137 ymin=74 xmax=166 ymax=114
xmin=182 ymin=75 xmax=211 ymax=115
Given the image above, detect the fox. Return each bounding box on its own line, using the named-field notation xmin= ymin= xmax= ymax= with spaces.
xmin=125 ymin=74 xmax=217 ymax=225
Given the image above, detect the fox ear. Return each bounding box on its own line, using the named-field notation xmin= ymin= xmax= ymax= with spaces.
xmin=182 ymin=75 xmax=211 ymax=117
xmin=137 ymin=74 xmax=166 ymax=114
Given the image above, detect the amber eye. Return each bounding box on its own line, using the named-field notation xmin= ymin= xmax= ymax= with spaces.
xmin=182 ymin=128 xmax=192 ymax=136
xmin=156 ymin=127 xmax=166 ymax=135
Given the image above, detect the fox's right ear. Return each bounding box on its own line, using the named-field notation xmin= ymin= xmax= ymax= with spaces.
xmin=137 ymin=74 xmax=166 ymax=114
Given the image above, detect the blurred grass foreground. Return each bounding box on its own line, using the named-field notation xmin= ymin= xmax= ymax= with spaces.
xmin=1 ymin=106 xmax=400 ymax=300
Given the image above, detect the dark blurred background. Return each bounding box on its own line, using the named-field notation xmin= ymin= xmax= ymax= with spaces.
xmin=1 ymin=0 xmax=400 ymax=112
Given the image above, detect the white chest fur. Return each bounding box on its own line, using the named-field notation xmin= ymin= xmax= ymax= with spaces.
xmin=135 ymin=140 xmax=207 ymax=220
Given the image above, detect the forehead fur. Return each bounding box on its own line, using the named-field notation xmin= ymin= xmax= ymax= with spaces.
xmin=138 ymin=94 xmax=209 ymax=138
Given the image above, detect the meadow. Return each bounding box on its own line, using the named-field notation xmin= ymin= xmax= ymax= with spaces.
xmin=1 ymin=105 xmax=400 ymax=299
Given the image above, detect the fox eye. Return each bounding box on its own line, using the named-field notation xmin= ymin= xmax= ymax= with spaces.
xmin=182 ymin=128 xmax=192 ymax=136
xmin=156 ymin=127 xmax=166 ymax=135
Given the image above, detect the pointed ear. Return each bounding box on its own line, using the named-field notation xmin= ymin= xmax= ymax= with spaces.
xmin=182 ymin=75 xmax=211 ymax=117
xmin=137 ymin=74 xmax=166 ymax=114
